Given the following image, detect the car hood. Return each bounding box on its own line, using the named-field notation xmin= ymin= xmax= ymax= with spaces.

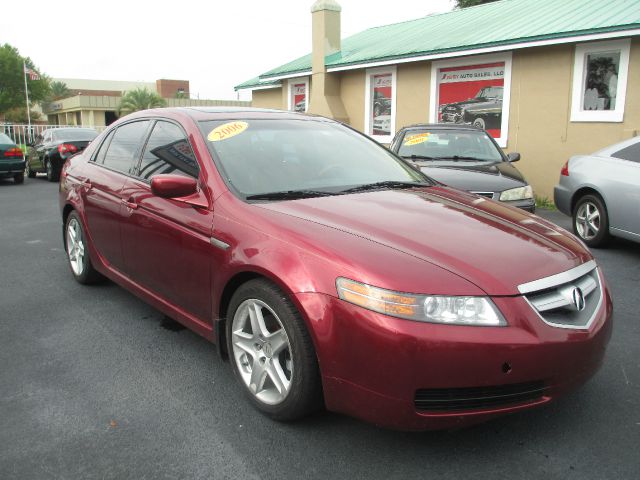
xmin=257 ymin=187 xmax=590 ymax=295
xmin=417 ymin=161 xmax=526 ymax=193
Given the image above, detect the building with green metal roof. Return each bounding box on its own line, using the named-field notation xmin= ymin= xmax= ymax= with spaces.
xmin=236 ymin=0 xmax=640 ymax=197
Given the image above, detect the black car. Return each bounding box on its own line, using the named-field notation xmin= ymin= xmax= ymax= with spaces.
xmin=390 ymin=124 xmax=535 ymax=212
xmin=26 ymin=128 xmax=98 ymax=181
xmin=440 ymin=86 xmax=502 ymax=130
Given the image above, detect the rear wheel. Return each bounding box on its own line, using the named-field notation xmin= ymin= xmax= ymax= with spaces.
xmin=14 ymin=172 xmax=24 ymax=184
xmin=65 ymin=211 xmax=103 ymax=284
xmin=573 ymin=194 xmax=610 ymax=247
xmin=46 ymin=157 xmax=59 ymax=182
xmin=226 ymin=279 xmax=322 ymax=421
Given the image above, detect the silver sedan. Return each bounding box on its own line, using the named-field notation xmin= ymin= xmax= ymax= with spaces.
xmin=554 ymin=136 xmax=640 ymax=247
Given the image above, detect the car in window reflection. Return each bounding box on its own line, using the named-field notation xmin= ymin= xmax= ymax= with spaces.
xmin=554 ymin=135 xmax=640 ymax=247
xmin=439 ymin=86 xmax=502 ymax=130
xmin=59 ymin=107 xmax=611 ymax=431
xmin=390 ymin=123 xmax=535 ymax=212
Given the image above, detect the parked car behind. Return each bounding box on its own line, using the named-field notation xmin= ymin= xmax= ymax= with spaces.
xmin=0 ymin=132 xmax=25 ymax=184
xmin=554 ymin=135 xmax=640 ymax=247
xmin=59 ymin=107 xmax=611 ymax=431
xmin=26 ymin=127 xmax=98 ymax=182
xmin=390 ymin=124 xmax=535 ymax=212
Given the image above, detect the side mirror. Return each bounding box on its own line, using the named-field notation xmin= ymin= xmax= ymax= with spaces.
xmin=507 ymin=152 xmax=521 ymax=163
xmin=151 ymin=174 xmax=198 ymax=199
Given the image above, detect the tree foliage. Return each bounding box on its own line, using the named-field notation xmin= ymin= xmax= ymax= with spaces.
xmin=118 ymin=88 xmax=167 ymax=116
xmin=49 ymin=81 xmax=72 ymax=101
xmin=0 ymin=44 xmax=50 ymax=115
xmin=455 ymin=0 xmax=499 ymax=8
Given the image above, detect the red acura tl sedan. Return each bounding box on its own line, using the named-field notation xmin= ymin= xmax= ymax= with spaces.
xmin=59 ymin=108 xmax=612 ymax=430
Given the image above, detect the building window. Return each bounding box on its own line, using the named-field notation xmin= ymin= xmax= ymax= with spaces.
xmin=287 ymin=78 xmax=309 ymax=113
xmin=570 ymin=39 xmax=630 ymax=123
xmin=430 ymin=53 xmax=512 ymax=148
xmin=364 ymin=66 xmax=396 ymax=143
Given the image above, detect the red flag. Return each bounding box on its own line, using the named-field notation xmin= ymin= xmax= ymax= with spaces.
xmin=23 ymin=65 xmax=40 ymax=81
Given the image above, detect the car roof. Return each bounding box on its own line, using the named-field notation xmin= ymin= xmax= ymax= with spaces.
xmin=593 ymin=134 xmax=640 ymax=157
xmin=123 ymin=107 xmax=329 ymax=123
xmin=398 ymin=123 xmax=485 ymax=132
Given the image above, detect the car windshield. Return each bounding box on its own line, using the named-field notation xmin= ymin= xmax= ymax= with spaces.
xmin=0 ymin=133 xmax=14 ymax=144
xmin=52 ymin=129 xmax=98 ymax=141
xmin=476 ymin=87 xmax=503 ymax=99
xmin=200 ymin=119 xmax=430 ymax=198
xmin=397 ymin=129 xmax=504 ymax=163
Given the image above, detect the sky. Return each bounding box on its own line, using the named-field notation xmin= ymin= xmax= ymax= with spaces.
xmin=3 ymin=0 xmax=454 ymax=101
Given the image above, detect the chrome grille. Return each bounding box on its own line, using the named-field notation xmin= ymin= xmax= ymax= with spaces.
xmin=518 ymin=260 xmax=602 ymax=329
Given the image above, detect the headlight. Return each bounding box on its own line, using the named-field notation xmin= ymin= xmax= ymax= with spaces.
xmin=499 ymin=185 xmax=533 ymax=201
xmin=336 ymin=278 xmax=506 ymax=326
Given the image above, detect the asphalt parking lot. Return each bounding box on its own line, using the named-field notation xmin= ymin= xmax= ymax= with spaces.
xmin=1 ymin=176 xmax=638 ymax=480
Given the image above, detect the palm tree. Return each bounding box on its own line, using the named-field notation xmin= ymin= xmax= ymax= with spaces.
xmin=118 ymin=88 xmax=166 ymax=116
xmin=49 ymin=81 xmax=72 ymax=100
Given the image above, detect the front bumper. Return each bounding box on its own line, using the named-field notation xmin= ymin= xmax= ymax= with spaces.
xmin=295 ymin=285 xmax=612 ymax=431
xmin=502 ymin=197 xmax=535 ymax=213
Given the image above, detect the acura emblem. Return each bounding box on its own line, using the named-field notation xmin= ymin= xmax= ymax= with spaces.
xmin=571 ymin=287 xmax=586 ymax=312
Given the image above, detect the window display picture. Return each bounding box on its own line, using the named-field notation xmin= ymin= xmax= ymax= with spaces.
xmin=436 ymin=62 xmax=505 ymax=138
xmin=292 ymin=83 xmax=306 ymax=112
xmin=370 ymin=73 xmax=392 ymax=136
xmin=583 ymin=50 xmax=620 ymax=111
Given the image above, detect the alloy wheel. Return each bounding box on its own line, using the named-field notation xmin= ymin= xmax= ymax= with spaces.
xmin=231 ymin=299 xmax=293 ymax=405
xmin=66 ymin=217 xmax=85 ymax=276
xmin=575 ymin=201 xmax=600 ymax=241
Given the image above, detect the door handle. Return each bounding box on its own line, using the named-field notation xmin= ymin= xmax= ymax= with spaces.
xmin=122 ymin=198 xmax=138 ymax=210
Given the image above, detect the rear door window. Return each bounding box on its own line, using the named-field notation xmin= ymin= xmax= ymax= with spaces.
xmin=611 ymin=142 xmax=640 ymax=163
xmin=137 ymin=121 xmax=198 ymax=180
xmin=98 ymin=121 xmax=151 ymax=174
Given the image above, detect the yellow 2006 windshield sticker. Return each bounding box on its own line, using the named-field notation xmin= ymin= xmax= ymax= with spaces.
xmin=208 ymin=121 xmax=248 ymax=142
xmin=403 ymin=133 xmax=430 ymax=146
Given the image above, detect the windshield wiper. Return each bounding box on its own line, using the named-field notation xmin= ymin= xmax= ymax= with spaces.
xmin=402 ymin=154 xmax=436 ymax=161
xmin=340 ymin=180 xmax=428 ymax=194
xmin=434 ymin=155 xmax=486 ymax=161
xmin=245 ymin=189 xmax=335 ymax=201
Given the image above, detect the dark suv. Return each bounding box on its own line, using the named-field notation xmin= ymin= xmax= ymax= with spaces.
xmin=440 ymin=86 xmax=502 ymax=130
xmin=26 ymin=128 xmax=98 ymax=181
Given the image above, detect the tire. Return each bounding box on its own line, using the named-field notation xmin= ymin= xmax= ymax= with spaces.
xmin=14 ymin=172 xmax=24 ymax=184
xmin=573 ymin=194 xmax=610 ymax=247
xmin=226 ymin=279 xmax=322 ymax=421
xmin=25 ymin=161 xmax=36 ymax=178
xmin=64 ymin=211 xmax=104 ymax=284
xmin=472 ymin=117 xmax=486 ymax=130
xmin=46 ymin=157 xmax=59 ymax=182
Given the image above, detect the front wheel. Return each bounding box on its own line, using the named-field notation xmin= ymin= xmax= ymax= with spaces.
xmin=226 ymin=279 xmax=322 ymax=421
xmin=573 ymin=194 xmax=610 ymax=247
xmin=472 ymin=117 xmax=486 ymax=129
xmin=65 ymin=211 xmax=104 ymax=284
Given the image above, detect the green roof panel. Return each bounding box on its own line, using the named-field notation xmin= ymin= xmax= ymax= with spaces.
xmin=237 ymin=0 xmax=640 ymax=87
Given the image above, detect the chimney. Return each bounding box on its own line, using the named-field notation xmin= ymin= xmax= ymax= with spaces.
xmin=307 ymin=0 xmax=348 ymax=123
